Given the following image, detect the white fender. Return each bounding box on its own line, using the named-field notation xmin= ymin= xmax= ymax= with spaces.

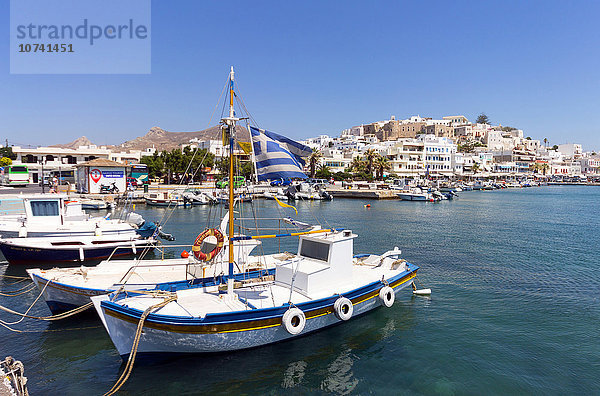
xmin=333 ymin=297 xmax=353 ymax=321
xmin=282 ymin=307 xmax=306 ymax=335
xmin=379 ymin=286 xmax=395 ymax=307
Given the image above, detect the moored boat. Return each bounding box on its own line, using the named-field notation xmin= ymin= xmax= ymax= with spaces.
xmin=0 ymin=235 xmax=156 ymax=265
xmin=91 ymin=68 xmax=422 ymax=362
xmin=0 ymin=195 xmax=141 ymax=238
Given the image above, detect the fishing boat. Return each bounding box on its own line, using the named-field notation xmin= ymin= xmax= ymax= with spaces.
xmin=262 ymin=188 xmax=288 ymax=201
xmin=181 ymin=188 xmax=216 ymax=205
xmin=79 ymin=199 xmax=114 ymax=210
xmin=27 ymin=237 xmax=287 ymax=314
xmin=396 ymin=187 xmax=431 ymax=201
xmin=0 ymin=195 xmax=141 ymax=238
xmin=0 ymin=234 xmax=156 ymax=265
xmin=473 ymin=180 xmax=493 ymax=190
xmin=145 ymin=191 xmax=186 ymax=207
xmin=214 ymin=191 xmax=253 ymax=204
xmin=92 ymin=68 xmax=420 ymax=360
xmin=285 ymin=183 xmax=333 ymax=200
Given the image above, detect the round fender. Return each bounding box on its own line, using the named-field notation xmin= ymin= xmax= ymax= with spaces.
xmin=379 ymin=286 xmax=395 ymax=307
xmin=192 ymin=228 xmax=225 ymax=261
xmin=333 ymin=297 xmax=353 ymax=321
xmin=282 ymin=307 xmax=306 ymax=335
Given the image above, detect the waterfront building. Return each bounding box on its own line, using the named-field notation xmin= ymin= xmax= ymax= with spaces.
xmin=75 ymin=158 xmax=128 ymax=194
xmin=11 ymin=145 xmax=112 ymax=184
xmin=557 ymin=143 xmax=583 ymax=159
xmin=579 ymin=156 xmax=600 ymax=175
xmin=451 ymin=152 xmax=464 ymax=175
xmin=320 ymin=148 xmax=352 ymax=173
xmin=8 ymin=144 xmax=153 ymax=184
xmin=387 ymin=139 xmax=425 ymax=177
xmin=419 ymin=135 xmax=457 ymax=177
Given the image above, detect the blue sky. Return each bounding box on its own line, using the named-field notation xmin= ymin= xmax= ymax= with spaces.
xmin=1 ymin=0 xmax=599 ymax=150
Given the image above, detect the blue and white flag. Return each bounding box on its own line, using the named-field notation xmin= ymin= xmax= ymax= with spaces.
xmin=250 ymin=126 xmax=312 ymax=181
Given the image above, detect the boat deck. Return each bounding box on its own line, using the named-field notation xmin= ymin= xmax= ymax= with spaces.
xmin=116 ymin=261 xmax=409 ymax=318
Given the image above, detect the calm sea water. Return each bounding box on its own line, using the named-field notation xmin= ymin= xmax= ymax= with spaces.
xmin=1 ymin=186 xmax=599 ymax=395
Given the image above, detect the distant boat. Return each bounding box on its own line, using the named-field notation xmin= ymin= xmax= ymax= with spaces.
xmin=181 ymin=189 xmax=217 ymax=205
xmin=397 ymin=187 xmax=432 ymax=201
xmin=145 ymin=191 xmax=186 ymax=206
xmin=80 ymin=199 xmax=114 ymax=210
xmin=285 ymin=183 xmax=333 ymax=200
xmin=473 ymin=181 xmax=493 ymax=190
xmin=263 ymin=188 xmax=287 ymax=200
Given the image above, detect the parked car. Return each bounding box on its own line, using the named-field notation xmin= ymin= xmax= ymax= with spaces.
xmin=307 ymin=178 xmax=330 ymax=185
xmin=126 ymin=177 xmax=138 ymax=189
xmin=270 ymin=178 xmax=292 ymax=186
xmin=216 ymin=176 xmax=246 ymax=189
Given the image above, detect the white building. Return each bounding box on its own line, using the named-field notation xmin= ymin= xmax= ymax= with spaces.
xmin=187 ymin=139 xmax=225 ymax=157
xmin=419 ymin=135 xmax=457 ymax=176
xmin=75 ymin=158 xmax=128 ymax=194
xmin=557 ymin=143 xmax=583 ymax=159
xmin=387 ymin=139 xmax=425 ymax=177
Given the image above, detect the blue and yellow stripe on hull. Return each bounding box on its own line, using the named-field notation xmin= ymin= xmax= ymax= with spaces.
xmin=101 ymin=265 xmax=418 ymax=336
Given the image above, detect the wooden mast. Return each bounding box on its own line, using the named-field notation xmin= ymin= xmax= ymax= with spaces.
xmin=227 ymin=67 xmax=235 ymax=295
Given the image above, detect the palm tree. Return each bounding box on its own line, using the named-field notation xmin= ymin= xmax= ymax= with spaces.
xmin=363 ymin=149 xmax=378 ymax=176
xmin=349 ymin=156 xmax=364 ymax=173
xmin=308 ymin=150 xmax=323 ymax=178
xmin=543 ymin=138 xmax=548 ymax=148
xmin=375 ymin=156 xmax=391 ymax=180
xmin=472 ymin=162 xmax=480 ymax=175
xmin=541 ymin=163 xmax=550 ymax=175
xmin=530 ymin=163 xmax=540 ymax=174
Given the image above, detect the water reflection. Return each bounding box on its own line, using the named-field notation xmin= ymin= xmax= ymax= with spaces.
xmin=281 ymin=360 xmax=307 ymax=389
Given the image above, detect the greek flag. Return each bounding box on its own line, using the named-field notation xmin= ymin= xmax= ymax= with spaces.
xmin=250 ymin=126 xmax=312 ymax=181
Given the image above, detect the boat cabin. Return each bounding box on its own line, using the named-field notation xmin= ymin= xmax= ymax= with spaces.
xmin=275 ymin=230 xmax=356 ymax=295
xmin=21 ymin=195 xmax=88 ymax=226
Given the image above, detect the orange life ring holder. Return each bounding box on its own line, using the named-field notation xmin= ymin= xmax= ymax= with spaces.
xmin=192 ymin=228 xmax=225 ymax=261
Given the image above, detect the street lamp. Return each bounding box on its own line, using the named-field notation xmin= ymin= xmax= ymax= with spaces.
xmin=39 ymin=157 xmax=46 ymax=193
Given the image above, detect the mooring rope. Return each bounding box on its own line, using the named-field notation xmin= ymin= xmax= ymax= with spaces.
xmin=0 ymin=278 xmax=93 ymax=327
xmin=0 ymin=282 xmax=37 ymax=297
xmin=104 ymin=294 xmax=177 ymax=396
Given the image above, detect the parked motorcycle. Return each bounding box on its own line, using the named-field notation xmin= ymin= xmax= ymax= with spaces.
xmin=99 ymin=182 xmax=119 ymax=194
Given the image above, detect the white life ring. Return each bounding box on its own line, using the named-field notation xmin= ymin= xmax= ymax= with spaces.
xmin=282 ymin=307 xmax=306 ymax=335
xmin=333 ymin=297 xmax=353 ymax=321
xmin=379 ymin=286 xmax=395 ymax=307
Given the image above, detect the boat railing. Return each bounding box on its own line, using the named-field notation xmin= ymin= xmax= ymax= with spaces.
xmin=105 ymin=242 xmax=194 ymax=262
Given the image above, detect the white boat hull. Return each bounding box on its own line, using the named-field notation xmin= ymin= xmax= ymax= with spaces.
xmin=94 ymin=274 xmax=415 ymax=357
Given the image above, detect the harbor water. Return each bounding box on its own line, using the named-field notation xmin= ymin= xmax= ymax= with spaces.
xmin=0 ymin=186 xmax=598 ymax=395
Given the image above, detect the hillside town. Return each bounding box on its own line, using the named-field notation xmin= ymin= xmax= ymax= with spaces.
xmin=2 ymin=113 xmax=598 ymax=186
xmin=300 ymin=114 xmax=597 ymax=180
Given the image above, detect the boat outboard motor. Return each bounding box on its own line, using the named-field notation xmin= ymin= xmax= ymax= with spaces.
xmin=128 ymin=213 xmax=175 ymax=241
xmin=135 ymin=221 xmax=175 ymax=241
xmin=319 ymin=189 xmax=333 ymax=201
xmin=284 ymin=184 xmax=298 ymax=200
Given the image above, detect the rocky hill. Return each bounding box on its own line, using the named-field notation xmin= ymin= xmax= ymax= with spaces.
xmin=51 ymin=136 xmax=95 ymax=149
xmin=117 ymin=126 xmax=251 ymax=151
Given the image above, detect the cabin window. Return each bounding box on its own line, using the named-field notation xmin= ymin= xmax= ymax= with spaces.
xmin=30 ymin=201 xmax=59 ymax=216
xmin=300 ymin=239 xmax=330 ymax=262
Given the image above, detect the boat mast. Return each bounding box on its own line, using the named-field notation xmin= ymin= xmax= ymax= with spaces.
xmin=226 ymin=67 xmax=236 ymax=295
